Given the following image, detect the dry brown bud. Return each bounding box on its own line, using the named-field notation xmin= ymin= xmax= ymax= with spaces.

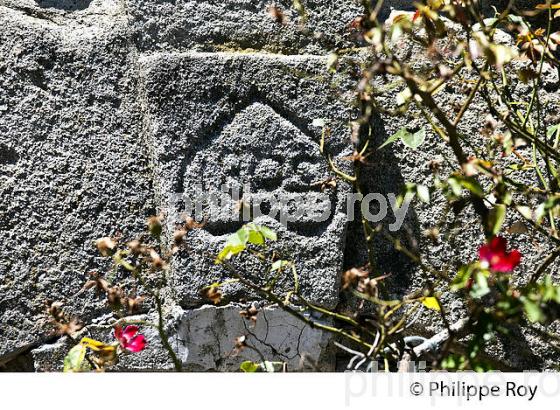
xmin=84 ymin=272 xmax=110 ymax=295
xmin=127 ymin=240 xmax=143 ymax=255
xmin=173 ymin=229 xmax=188 ymax=245
xmin=107 ymin=286 xmax=125 ymax=307
xmin=95 ymin=237 xmax=116 ymax=256
xmin=202 ymin=285 xmax=223 ymax=305
xmin=267 ymin=5 xmax=287 ymax=25
xmin=341 ymin=267 xmax=369 ymax=290
xmin=123 ymin=295 xmax=145 ymax=314
xmin=147 ymin=215 xmax=163 ymax=237
xmin=148 ymin=249 xmax=167 ymax=270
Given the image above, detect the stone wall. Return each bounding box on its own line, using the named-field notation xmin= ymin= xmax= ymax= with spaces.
xmin=1 ymin=0 xmax=559 ymax=371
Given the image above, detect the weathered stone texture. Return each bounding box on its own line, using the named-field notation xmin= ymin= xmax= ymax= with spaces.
xmin=127 ymin=0 xmax=363 ymax=53
xmin=1 ymin=0 xmax=560 ymax=372
xmin=0 ymin=2 xmax=153 ymax=360
xmin=141 ymin=52 xmax=354 ymax=309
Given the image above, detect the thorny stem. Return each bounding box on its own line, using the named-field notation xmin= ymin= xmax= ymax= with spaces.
xmin=219 ymin=259 xmax=375 ymax=350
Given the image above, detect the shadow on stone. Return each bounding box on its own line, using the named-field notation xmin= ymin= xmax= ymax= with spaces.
xmin=35 ymin=0 xmax=93 ymax=11
xmin=496 ymin=324 xmax=545 ymax=370
xmin=343 ymin=112 xmax=421 ymax=296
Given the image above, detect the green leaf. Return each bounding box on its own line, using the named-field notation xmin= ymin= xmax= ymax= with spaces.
xmin=247 ymin=229 xmax=265 ymax=245
xmin=63 ymin=344 xmax=87 ymax=373
xmin=215 ymin=225 xmax=277 ymax=264
xmin=522 ymin=298 xmax=544 ymax=323
xmin=547 ymin=124 xmax=560 ymax=141
xmin=240 ymin=361 xmax=260 ymax=373
xmin=257 ymin=225 xmax=277 ymax=241
xmin=447 ymin=177 xmax=463 ymax=196
xmin=379 ymin=127 xmax=425 ymax=150
xmin=470 ymin=271 xmax=490 ymax=299
xmin=441 ymin=353 xmax=467 ymax=370
xmin=215 ymin=229 xmax=249 ymax=263
xmin=378 ymin=127 xmax=407 ymax=150
xmin=401 ymin=128 xmax=426 ymax=150
xmin=448 ymin=175 xmax=485 ymax=197
xmin=488 ymin=204 xmax=507 ymax=236
xmin=451 ymin=265 xmax=473 ymax=292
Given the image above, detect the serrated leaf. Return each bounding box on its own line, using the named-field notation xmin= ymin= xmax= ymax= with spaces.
xmin=379 ymin=128 xmax=407 ymax=150
xmin=448 ymin=175 xmax=485 ymax=197
xmin=451 ymin=265 xmax=473 ymax=292
xmin=215 ymin=243 xmax=246 ymax=264
xmin=470 ymin=271 xmax=490 ymax=299
xmin=215 ymin=225 xmax=277 ymax=263
xmin=522 ymin=299 xmax=544 ymax=323
xmin=257 ymin=225 xmax=277 ymax=241
xmin=247 ymin=229 xmax=265 ymax=246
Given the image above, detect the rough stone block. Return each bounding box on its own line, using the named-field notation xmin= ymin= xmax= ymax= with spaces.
xmin=0 ymin=3 xmax=152 ymax=360
xmin=127 ymin=0 xmax=364 ymax=53
xmin=141 ymin=52 xmax=355 ymax=309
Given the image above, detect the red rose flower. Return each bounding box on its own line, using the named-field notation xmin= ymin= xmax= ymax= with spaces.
xmin=479 ymin=236 xmax=521 ymax=273
xmin=114 ymin=325 xmax=146 ymax=353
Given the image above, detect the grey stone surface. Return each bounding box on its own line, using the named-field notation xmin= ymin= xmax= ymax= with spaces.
xmin=127 ymin=0 xmax=363 ymax=53
xmin=0 ymin=2 xmax=153 ymax=361
xmin=140 ymin=52 xmax=354 ymax=309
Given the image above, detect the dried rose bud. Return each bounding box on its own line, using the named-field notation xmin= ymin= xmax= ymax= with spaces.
xmin=267 ymin=5 xmax=287 ymax=25
xmin=148 ymin=249 xmax=167 ymax=270
xmin=239 ymin=304 xmax=259 ymax=324
xmin=107 ymin=286 xmax=125 ymax=307
xmin=45 ymin=300 xmax=65 ymax=321
xmin=423 ymin=227 xmax=440 ymax=243
xmin=127 ymin=239 xmax=143 ymax=255
xmin=147 ymin=215 xmax=163 ymax=237
xmin=56 ymin=317 xmax=83 ymax=336
xmin=84 ymin=272 xmax=110 ymax=295
xmin=123 ymin=295 xmax=145 ymax=314
xmin=184 ymin=216 xmax=205 ymax=230
xmin=341 ymin=267 xmax=369 ymax=290
xmin=96 ymin=237 xmax=116 ymax=256
xmin=357 ymin=278 xmax=378 ymax=296
xmin=202 ymin=285 xmax=222 ymax=305
xmin=234 ymin=335 xmax=247 ymax=351
xmin=173 ymin=229 xmax=188 ymax=245
xmin=94 ymin=346 xmax=118 ymax=368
